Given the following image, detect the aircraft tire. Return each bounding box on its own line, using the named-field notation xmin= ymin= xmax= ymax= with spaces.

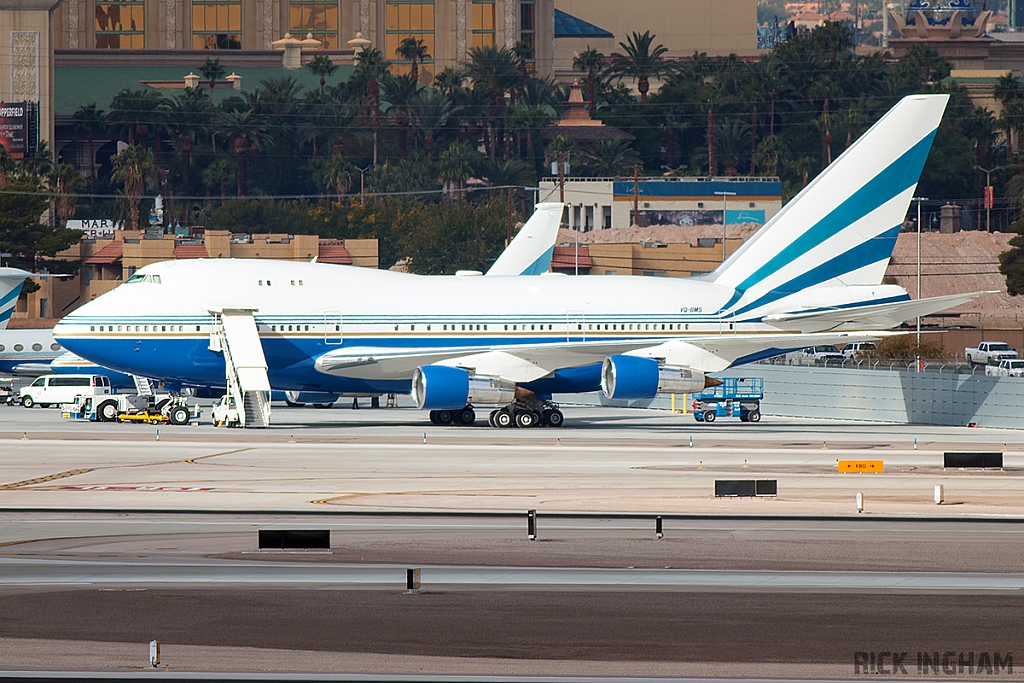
xmin=98 ymin=400 xmax=119 ymax=422
xmin=169 ymin=406 xmax=190 ymax=425
xmin=495 ymin=409 xmax=514 ymax=428
xmin=458 ymin=407 xmax=476 ymax=425
xmin=488 ymin=410 xmax=498 ymax=427
xmin=515 ymin=411 xmax=536 ymax=429
xmin=436 ymin=410 xmax=454 ymax=425
xmin=285 ymin=400 xmax=305 ymax=407
xmin=429 ymin=411 xmax=438 ymax=424
xmin=546 ymin=409 xmax=564 ymax=427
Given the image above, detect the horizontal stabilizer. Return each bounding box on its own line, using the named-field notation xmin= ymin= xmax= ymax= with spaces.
xmin=763 ymin=291 xmax=993 ymax=332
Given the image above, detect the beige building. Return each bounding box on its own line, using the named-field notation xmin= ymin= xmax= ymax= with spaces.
xmin=12 ymin=230 xmax=377 ymax=326
xmin=551 ymin=239 xmax=743 ymax=277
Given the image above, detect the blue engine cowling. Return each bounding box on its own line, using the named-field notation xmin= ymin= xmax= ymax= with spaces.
xmin=412 ymin=365 xmax=516 ymax=409
xmin=412 ymin=366 xmax=470 ymax=410
xmin=601 ymin=355 xmax=707 ymax=400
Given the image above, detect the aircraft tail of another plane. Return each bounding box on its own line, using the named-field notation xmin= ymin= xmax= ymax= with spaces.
xmin=0 ymin=267 xmax=34 ymax=330
xmin=486 ymin=202 xmax=564 ymax=276
xmin=709 ymin=94 xmax=949 ymax=320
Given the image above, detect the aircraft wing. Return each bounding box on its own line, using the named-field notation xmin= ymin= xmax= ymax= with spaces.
xmin=313 ymin=331 xmax=892 ymax=381
xmin=762 ymin=292 xmax=993 ymax=332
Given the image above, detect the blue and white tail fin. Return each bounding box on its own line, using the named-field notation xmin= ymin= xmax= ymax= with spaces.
xmin=0 ymin=267 xmax=34 ymax=330
xmin=710 ymin=94 xmax=948 ymax=320
xmin=486 ymin=202 xmax=563 ymax=276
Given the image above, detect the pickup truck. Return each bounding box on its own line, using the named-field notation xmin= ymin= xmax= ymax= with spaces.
xmin=986 ymin=359 xmax=1024 ymax=377
xmin=965 ymin=342 xmax=1019 ymax=366
xmin=785 ymin=344 xmax=845 ymax=365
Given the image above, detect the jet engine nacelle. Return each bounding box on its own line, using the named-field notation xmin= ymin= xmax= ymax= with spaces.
xmin=412 ymin=365 xmax=517 ymax=410
xmin=600 ymin=355 xmax=708 ymax=400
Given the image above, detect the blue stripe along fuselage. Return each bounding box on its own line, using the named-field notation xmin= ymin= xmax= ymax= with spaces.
xmin=59 ymin=335 xmax=607 ymax=395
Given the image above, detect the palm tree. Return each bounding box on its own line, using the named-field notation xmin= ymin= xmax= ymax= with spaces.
xmin=217 ymin=109 xmax=269 ymax=195
xmin=604 ymin=31 xmax=674 ymax=104
xmin=482 ymin=158 xmax=535 ymax=242
xmin=72 ymin=103 xmax=106 ymax=196
xmin=199 ymin=57 xmax=226 ymax=101
xmin=396 ymin=37 xmax=430 ymax=85
xmin=466 ymin=45 xmax=520 ymax=159
xmin=306 ymin=54 xmax=337 ymax=97
xmin=434 ymin=68 xmax=466 ymax=98
xmin=415 ymin=88 xmax=457 ymax=152
xmin=311 ymin=153 xmax=352 ymax=203
xmin=437 ymin=140 xmax=480 ymax=199
xmin=111 ymin=144 xmax=156 ymax=230
xmin=572 ymin=47 xmax=604 ymax=116
xmin=107 ymin=89 xmax=165 ymax=145
xmin=581 ymin=139 xmax=641 ymax=177
xmin=382 ymin=73 xmax=420 ymax=157
xmin=202 ymin=158 xmax=234 ymax=205
xmin=48 ymin=164 xmax=87 ymax=228
xmin=354 ymin=47 xmax=391 ymax=166
xmin=715 ymin=119 xmax=751 ymax=175
xmin=164 ymin=88 xmax=212 ymax=221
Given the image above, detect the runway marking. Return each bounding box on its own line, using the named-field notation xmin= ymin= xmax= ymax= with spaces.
xmin=0 ymin=468 xmax=96 ymax=491
xmin=179 ymin=446 xmax=252 ymax=466
xmin=0 ymin=448 xmax=252 ymax=492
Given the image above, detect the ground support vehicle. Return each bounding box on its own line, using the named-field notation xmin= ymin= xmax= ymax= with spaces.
xmin=965 ymin=342 xmax=1018 ymax=366
xmin=693 ymin=378 xmax=764 ymax=423
xmin=62 ymin=393 xmax=199 ymax=425
xmin=986 ymin=359 xmax=1024 ymax=377
xmin=21 ymin=374 xmax=112 ymax=408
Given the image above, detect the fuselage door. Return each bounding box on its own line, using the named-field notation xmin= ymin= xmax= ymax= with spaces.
xmin=566 ymin=310 xmax=585 ymax=342
xmin=324 ymin=311 xmax=343 ymax=344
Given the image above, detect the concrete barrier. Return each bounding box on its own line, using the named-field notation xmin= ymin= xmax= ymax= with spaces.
xmin=554 ymin=364 xmax=1024 ymax=429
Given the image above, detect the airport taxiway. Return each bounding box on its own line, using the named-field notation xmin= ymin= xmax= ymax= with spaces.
xmin=2 ymin=404 xmax=1024 ymax=677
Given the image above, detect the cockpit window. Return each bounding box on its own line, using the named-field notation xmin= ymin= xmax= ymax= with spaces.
xmin=125 ymin=273 xmax=162 ymax=285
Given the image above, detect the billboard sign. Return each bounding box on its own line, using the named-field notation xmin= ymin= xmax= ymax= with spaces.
xmin=66 ymin=219 xmax=123 ymax=239
xmin=0 ymin=102 xmax=35 ymax=159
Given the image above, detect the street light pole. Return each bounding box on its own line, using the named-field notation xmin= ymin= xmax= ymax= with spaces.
xmin=912 ymin=196 xmax=927 ymax=348
xmin=715 ymin=191 xmax=737 ymax=263
xmin=355 ymin=166 xmax=371 ymax=205
xmin=974 ymin=165 xmax=1002 ymax=233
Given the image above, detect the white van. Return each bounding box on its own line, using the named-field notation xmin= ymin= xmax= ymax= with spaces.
xmin=20 ymin=374 xmax=112 ymax=408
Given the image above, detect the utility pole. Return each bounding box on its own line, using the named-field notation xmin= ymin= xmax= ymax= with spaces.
xmin=715 ymin=190 xmax=736 ymax=263
xmin=913 ymin=196 xmax=927 ymax=349
xmin=633 ymin=164 xmax=640 ymax=227
xmin=974 ymin=165 xmax=1002 ymax=233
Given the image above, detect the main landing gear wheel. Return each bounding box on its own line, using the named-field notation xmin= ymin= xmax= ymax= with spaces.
xmin=458 ymin=407 xmax=476 ymax=425
xmin=488 ymin=410 xmax=498 ymax=427
xmin=430 ymin=409 xmax=454 ymax=425
xmin=495 ymin=409 xmax=514 ymax=428
xmin=98 ymin=400 xmax=118 ymax=422
xmin=515 ymin=411 xmax=538 ymax=429
xmin=542 ymin=409 xmax=564 ymax=427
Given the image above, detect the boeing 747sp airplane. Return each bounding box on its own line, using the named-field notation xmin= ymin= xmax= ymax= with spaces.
xmin=53 ymin=94 xmax=985 ymax=427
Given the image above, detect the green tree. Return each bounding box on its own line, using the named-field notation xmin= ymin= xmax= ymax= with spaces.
xmin=0 ymin=175 xmax=82 ymax=271
xmin=466 ymin=45 xmax=521 ymax=159
xmin=398 ymin=199 xmax=507 ymax=273
xmin=438 ymin=140 xmax=482 ymax=199
xmin=381 ymin=73 xmax=420 ymax=157
xmin=202 ymin=158 xmax=235 ymax=204
xmin=572 ymin=46 xmax=605 ymax=116
xmin=217 ymin=109 xmax=269 ymax=196
xmin=110 ymin=144 xmax=157 ymax=230
xmin=48 ymin=164 xmax=87 ymax=229
xmin=305 ymin=54 xmax=337 ymax=96
xmin=581 ymin=138 xmax=641 ymax=177
xmin=396 ymin=37 xmax=430 ymax=85
xmin=107 ymin=88 xmax=166 ymax=145
xmin=72 ymin=103 xmax=106 ymax=196
xmin=354 ymin=47 xmax=391 ymax=166
xmin=165 ymin=88 xmax=212 ymax=221
xmin=415 ymin=88 xmax=457 ymax=152
xmin=199 ymin=57 xmax=226 ymax=100
xmin=604 ymin=31 xmax=674 ymax=104
xmin=999 ymin=226 xmax=1024 ymax=296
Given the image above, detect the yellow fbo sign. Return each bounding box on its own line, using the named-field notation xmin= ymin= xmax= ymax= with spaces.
xmin=838 ymin=460 xmax=884 ymax=473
